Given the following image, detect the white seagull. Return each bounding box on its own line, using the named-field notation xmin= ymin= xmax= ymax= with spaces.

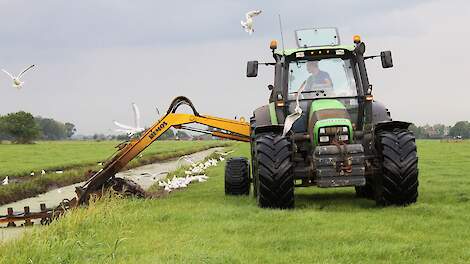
xmin=114 ymin=103 xmax=145 ymax=137
xmin=2 ymin=64 xmax=35 ymax=89
xmin=241 ymin=10 xmax=262 ymax=35
xmin=177 ymin=155 xmax=196 ymax=166
xmin=283 ymin=82 xmax=306 ymax=137
xmin=2 ymin=176 xmax=8 ymax=185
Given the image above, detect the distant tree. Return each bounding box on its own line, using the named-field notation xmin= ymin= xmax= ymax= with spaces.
xmin=0 ymin=116 xmax=11 ymax=141
xmin=409 ymin=124 xmax=419 ymax=137
xmin=409 ymin=124 xmax=426 ymax=139
xmin=1 ymin=111 xmax=40 ymax=144
xmin=64 ymin=122 xmax=77 ymax=138
xmin=176 ymin=130 xmax=191 ymax=140
xmin=116 ymin=134 xmax=129 ymax=141
xmin=35 ymin=117 xmax=67 ymax=140
xmin=449 ymin=121 xmax=470 ymax=139
xmin=159 ymin=129 xmax=175 ymax=140
xmin=92 ymin=134 xmax=106 ymax=141
xmin=432 ymin=124 xmax=447 ymax=138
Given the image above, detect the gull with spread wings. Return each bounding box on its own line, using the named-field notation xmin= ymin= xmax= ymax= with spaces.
xmin=2 ymin=64 xmax=35 ymax=89
xmin=241 ymin=10 xmax=262 ymax=35
xmin=114 ymin=103 xmax=145 ymax=137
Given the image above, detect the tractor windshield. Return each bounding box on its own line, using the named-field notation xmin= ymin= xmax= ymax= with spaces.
xmin=288 ymin=58 xmax=357 ymax=100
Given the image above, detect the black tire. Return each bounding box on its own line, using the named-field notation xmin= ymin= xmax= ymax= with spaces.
xmin=355 ymin=182 xmax=374 ymax=200
xmin=225 ymin=157 xmax=250 ymax=195
xmin=254 ymin=133 xmax=294 ymax=209
xmin=374 ymin=129 xmax=419 ymax=206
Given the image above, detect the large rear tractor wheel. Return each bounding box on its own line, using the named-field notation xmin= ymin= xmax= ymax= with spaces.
xmin=375 ymin=129 xmax=419 ymax=206
xmin=254 ymin=133 xmax=294 ymax=209
xmin=225 ymin=157 xmax=250 ymax=195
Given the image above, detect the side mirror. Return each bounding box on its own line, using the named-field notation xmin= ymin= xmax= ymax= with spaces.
xmin=380 ymin=51 xmax=393 ymax=68
xmin=246 ymin=61 xmax=258 ymax=77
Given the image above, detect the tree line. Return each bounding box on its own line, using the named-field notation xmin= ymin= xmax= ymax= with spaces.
xmin=0 ymin=111 xmax=76 ymax=143
xmin=409 ymin=121 xmax=470 ymax=139
xmin=3 ymin=110 xmax=467 ymax=144
xmin=84 ymin=129 xmax=192 ymax=141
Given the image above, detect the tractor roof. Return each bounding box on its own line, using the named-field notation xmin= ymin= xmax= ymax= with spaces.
xmin=274 ymin=44 xmax=355 ymax=56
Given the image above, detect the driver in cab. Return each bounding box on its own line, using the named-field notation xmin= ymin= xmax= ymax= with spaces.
xmin=300 ymin=60 xmax=333 ymax=91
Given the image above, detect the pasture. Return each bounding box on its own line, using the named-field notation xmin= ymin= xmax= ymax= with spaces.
xmin=1 ymin=140 xmax=470 ymax=263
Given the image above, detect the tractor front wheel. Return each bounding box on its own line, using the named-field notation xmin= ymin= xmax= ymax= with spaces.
xmin=254 ymin=133 xmax=294 ymax=209
xmin=374 ymin=129 xmax=419 ymax=206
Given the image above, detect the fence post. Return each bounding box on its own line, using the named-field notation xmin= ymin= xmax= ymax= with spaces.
xmin=6 ymin=207 xmax=16 ymax=227
xmin=40 ymin=203 xmax=49 ymax=225
xmin=24 ymin=206 xmax=33 ymax=226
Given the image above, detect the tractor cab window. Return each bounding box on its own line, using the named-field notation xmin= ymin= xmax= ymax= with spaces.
xmin=288 ymin=58 xmax=357 ymax=100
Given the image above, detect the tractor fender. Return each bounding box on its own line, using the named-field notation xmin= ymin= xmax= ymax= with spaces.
xmin=253 ymin=105 xmax=274 ymax=127
xmin=254 ymin=125 xmax=284 ymax=135
xmin=375 ymin=121 xmax=411 ymax=132
xmin=252 ymin=104 xmax=284 ymax=134
xmin=372 ymin=101 xmax=392 ymax=124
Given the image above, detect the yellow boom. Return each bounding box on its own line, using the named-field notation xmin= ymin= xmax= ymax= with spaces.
xmin=76 ymin=96 xmax=250 ymax=204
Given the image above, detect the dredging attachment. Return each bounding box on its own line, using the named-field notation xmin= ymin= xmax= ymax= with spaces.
xmin=0 ymin=96 xmax=250 ymax=227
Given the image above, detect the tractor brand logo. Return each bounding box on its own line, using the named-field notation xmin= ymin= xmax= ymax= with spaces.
xmin=148 ymin=121 xmax=168 ymax=139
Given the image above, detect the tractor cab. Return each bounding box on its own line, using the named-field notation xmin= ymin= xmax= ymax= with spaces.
xmin=280 ymin=44 xmax=361 ymax=135
xmin=247 ymin=28 xmax=393 ymax=140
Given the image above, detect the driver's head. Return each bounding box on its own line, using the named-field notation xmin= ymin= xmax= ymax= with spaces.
xmin=306 ymin=61 xmax=320 ymax=74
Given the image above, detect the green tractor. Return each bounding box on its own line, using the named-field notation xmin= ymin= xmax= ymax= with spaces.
xmin=224 ymin=28 xmax=418 ymax=209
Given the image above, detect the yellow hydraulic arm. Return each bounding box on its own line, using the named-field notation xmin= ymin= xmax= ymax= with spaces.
xmin=76 ymin=96 xmax=250 ymax=204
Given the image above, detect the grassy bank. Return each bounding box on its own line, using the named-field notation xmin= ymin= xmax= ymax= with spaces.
xmin=1 ymin=140 xmax=470 ymax=263
xmin=0 ymin=140 xmax=231 ymax=205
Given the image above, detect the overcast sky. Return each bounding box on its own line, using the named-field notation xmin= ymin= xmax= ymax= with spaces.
xmin=0 ymin=0 xmax=469 ymax=134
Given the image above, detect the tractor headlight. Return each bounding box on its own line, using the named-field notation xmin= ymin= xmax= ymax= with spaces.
xmin=317 ymin=126 xmax=350 ymax=145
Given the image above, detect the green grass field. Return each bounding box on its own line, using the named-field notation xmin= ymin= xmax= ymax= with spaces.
xmin=1 ymin=140 xmax=470 ymax=263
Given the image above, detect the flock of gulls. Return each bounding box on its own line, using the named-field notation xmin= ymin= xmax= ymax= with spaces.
xmin=1 ymin=169 xmax=65 ymax=186
xmin=2 ymin=151 xmax=233 ymax=198
xmin=157 ymin=151 xmax=231 ymax=192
